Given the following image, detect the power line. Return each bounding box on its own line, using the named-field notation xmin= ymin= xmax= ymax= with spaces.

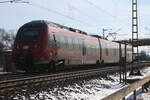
xmin=83 ymin=0 xmax=130 ymax=31
xmin=0 ymin=0 xmax=29 ymax=3
xmin=0 ymin=0 xmax=11 ymax=3
xmin=65 ymin=0 xmax=99 ymax=24
xmin=0 ymin=0 xmax=97 ymax=33
xmin=65 ymin=0 xmax=126 ymax=36
xmin=27 ymin=2 xmax=91 ymax=26
xmin=84 ymin=0 xmax=117 ymax=19
xmin=0 ymin=0 xmax=17 ymax=3
xmin=0 ymin=0 xmax=91 ymax=27
xmin=0 ymin=0 xmax=131 ymax=37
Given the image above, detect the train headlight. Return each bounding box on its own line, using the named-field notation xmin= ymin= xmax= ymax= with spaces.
xmin=34 ymin=43 xmax=38 ymax=48
xmin=17 ymin=45 xmax=19 ymax=49
xmin=23 ymin=45 xmax=29 ymax=49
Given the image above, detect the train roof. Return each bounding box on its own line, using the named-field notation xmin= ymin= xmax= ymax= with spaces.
xmin=28 ymin=20 xmax=87 ymax=35
xmin=23 ymin=20 xmax=110 ymax=40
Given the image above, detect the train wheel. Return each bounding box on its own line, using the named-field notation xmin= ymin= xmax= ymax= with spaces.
xmin=48 ymin=61 xmax=56 ymax=72
xmin=26 ymin=66 xmax=34 ymax=74
xmin=96 ymin=60 xmax=100 ymax=65
xmin=101 ymin=60 xmax=104 ymax=64
xmin=59 ymin=60 xmax=65 ymax=71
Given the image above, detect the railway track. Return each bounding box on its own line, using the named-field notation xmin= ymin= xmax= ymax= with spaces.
xmin=0 ymin=63 xmax=119 ymax=81
xmin=0 ymin=72 xmax=25 ymax=81
xmin=0 ymin=72 xmax=47 ymax=81
xmin=0 ymin=66 xmax=117 ymax=93
xmin=0 ymin=62 xmax=149 ymax=94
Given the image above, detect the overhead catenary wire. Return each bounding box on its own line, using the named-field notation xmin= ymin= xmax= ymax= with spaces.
xmin=84 ymin=0 xmax=117 ymax=19
xmin=0 ymin=0 xmax=126 ymax=28
xmin=0 ymin=0 xmax=29 ymax=3
xmin=64 ymin=0 xmax=127 ymax=37
xmin=0 ymin=0 xmax=12 ymax=3
xmin=0 ymin=0 xmax=134 ymax=39
xmin=28 ymin=1 xmax=127 ymax=39
xmin=0 ymin=0 xmax=17 ymax=3
xmin=27 ymin=1 xmax=92 ymax=26
xmin=64 ymin=0 xmax=100 ymax=25
xmin=65 ymin=0 xmax=125 ymax=37
xmin=85 ymin=0 xmax=129 ymax=24
xmin=83 ymin=0 xmax=131 ymax=32
xmin=0 ymin=0 xmax=91 ymax=27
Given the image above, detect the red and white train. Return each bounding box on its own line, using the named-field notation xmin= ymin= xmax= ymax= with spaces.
xmin=12 ymin=20 xmax=132 ymax=72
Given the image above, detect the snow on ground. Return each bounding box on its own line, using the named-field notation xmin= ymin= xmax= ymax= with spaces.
xmin=12 ymin=73 xmax=126 ymax=100
xmin=136 ymin=67 xmax=150 ymax=100
xmin=127 ymin=66 xmax=150 ymax=80
xmin=42 ymin=75 xmax=125 ymax=100
xmin=137 ymin=88 xmax=150 ymax=100
xmin=31 ymin=66 xmax=150 ymax=100
xmin=7 ymin=66 xmax=150 ymax=100
xmin=140 ymin=66 xmax=150 ymax=76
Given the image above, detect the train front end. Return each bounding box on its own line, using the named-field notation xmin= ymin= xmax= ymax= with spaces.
xmin=12 ymin=21 xmax=49 ymax=71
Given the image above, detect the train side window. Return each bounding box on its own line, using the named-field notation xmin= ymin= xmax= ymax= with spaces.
xmin=64 ymin=36 xmax=68 ymax=48
xmin=88 ymin=44 xmax=91 ymax=56
xmin=94 ymin=46 xmax=97 ymax=56
xmin=47 ymin=34 xmax=51 ymax=48
xmin=116 ymin=49 xmax=118 ymax=56
xmin=61 ymin=35 xmax=67 ymax=49
xmin=60 ymin=36 xmax=65 ymax=49
xmin=53 ymin=34 xmax=56 ymax=42
xmin=74 ymin=38 xmax=78 ymax=49
xmin=82 ymin=41 xmax=86 ymax=56
xmin=78 ymin=39 xmax=80 ymax=49
xmin=106 ymin=48 xmax=109 ymax=56
xmin=72 ymin=38 xmax=75 ymax=49
xmin=90 ymin=45 xmax=93 ymax=56
xmin=116 ymin=49 xmax=119 ymax=56
xmin=78 ymin=39 xmax=81 ymax=49
xmin=49 ymin=34 xmax=53 ymax=40
xmin=55 ymin=34 xmax=59 ymax=42
xmin=68 ymin=37 xmax=72 ymax=49
xmin=74 ymin=39 xmax=77 ymax=49
xmin=55 ymin=34 xmax=61 ymax=48
xmin=63 ymin=36 xmax=67 ymax=49
xmin=114 ymin=49 xmax=116 ymax=56
xmin=78 ymin=39 xmax=82 ymax=49
xmin=92 ymin=45 xmax=95 ymax=56
xmin=86 ymin=45 xmax=89 ymax=56
xmin=92 ymin=46 xmax=94 ymax=56
xmin=47 ymin=34 xmax=55 ymax=48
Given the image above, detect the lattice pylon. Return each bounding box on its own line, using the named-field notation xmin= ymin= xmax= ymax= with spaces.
xmin=130 ymin=0 xmax=142 ymax=75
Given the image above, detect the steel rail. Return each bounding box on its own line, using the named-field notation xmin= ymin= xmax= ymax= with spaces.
xmin=0 ymin=62 xmax=149 ymax=93
xmin=0 ymin=66 xmax=116 ymax=93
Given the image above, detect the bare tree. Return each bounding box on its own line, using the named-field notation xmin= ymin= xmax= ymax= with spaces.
xmin=140 ymin=50 xmax=150 ymax=61
xmin=0 ymin=28 xmax=16 ymax=50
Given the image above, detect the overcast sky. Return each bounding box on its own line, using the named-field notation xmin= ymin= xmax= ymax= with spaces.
xmin=0 ymin=0 xmax=149 ymax=41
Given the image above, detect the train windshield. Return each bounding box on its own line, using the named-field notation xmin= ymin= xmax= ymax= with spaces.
xmin=15 ymin=28 xmax=41 ymax=43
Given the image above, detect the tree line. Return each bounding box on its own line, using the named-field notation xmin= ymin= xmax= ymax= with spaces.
xmin=0 ymin=28 xmax=16 ymax=55
xmin=139 ymin=50 xmax=150 ymax=61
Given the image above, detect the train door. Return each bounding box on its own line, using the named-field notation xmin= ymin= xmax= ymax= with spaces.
xmin=52 ymin=34 xmax=57 ymax=48
xmin=98 ymin=38 xmax=102 ymax=63
xmin=119 ymin=43 xmax=126 ymax=62
xmin=82 ymin=40 xmax=86 ymax=64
